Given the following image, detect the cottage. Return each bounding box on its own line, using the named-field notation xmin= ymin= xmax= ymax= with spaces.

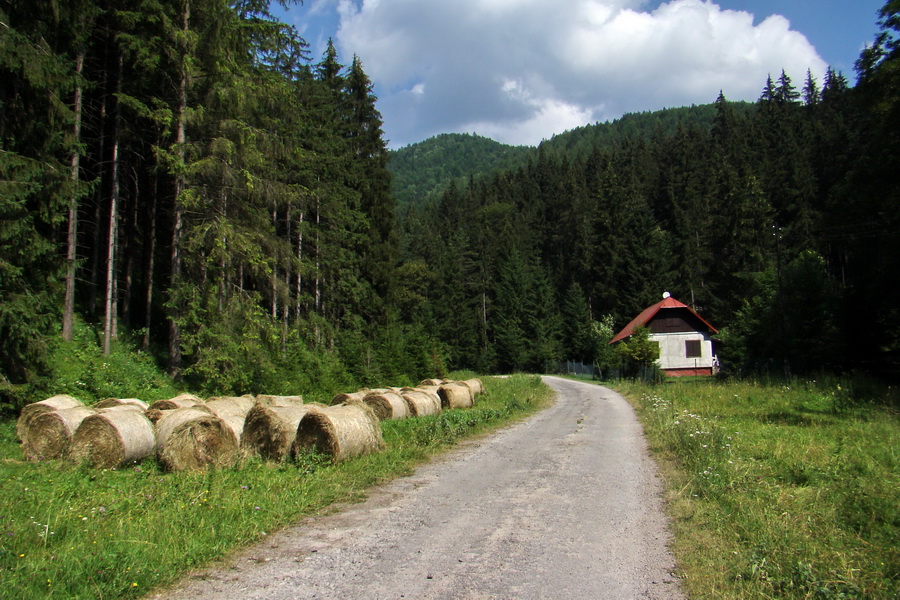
xmin=610 ymin=293 xmax=718 ymax=377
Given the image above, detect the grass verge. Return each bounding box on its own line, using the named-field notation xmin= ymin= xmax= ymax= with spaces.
xmin=616 ymin=378 xmax=899 ymax=599
xmin=0 ymin=374 xmax=552 ymax=600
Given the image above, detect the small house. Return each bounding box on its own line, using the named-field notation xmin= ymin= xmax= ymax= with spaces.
xmin=610 ymin=293 xmax=718 ymax=377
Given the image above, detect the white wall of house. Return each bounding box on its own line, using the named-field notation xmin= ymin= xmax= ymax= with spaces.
xmin=650 ymin=332 xmax=715 ymax=371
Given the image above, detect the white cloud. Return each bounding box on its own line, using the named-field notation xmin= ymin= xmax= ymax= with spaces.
xmin=335 ymin=0 xmax=827 ymax=148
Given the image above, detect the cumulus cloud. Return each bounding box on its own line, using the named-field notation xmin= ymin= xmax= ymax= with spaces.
xmin=335 ymin=0 xmax=827 ymax=147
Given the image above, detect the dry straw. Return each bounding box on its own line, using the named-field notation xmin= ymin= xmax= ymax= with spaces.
xmin=70 ymin=410 xmax=156 ymax=469
xmin=148 ymin=393 xmax=202 ymax=411
xmin=155 ymin=407 xmax=238 ymax=472
xmin=401 ymin=390 xmax=442 ymax=417
xmin=362 ymin=391 xmax=410 ymax=421
xmin=419 ymin=378 xmax=444 ymax=387
xmin=94 ymin=398 xmax=149 ymax=410
xmin=203 ymin=397 xmax=254 ymax=444
xmin=331 ymin=390 xmax=370 ymax=405
xmin=146 ymin=393 xmax=203 ymax=423
xmin=461 ymin=378 xmax=485 ymax=396
xmin=293 ymin=403 xmax=384 ymax=462
xmin=241 ymin=404 xmax=323 ymax=461
xmin=16 ymin=395 xmax=83 ymax=441
xmin=22 ymin=406 xmax=97 ymax=461
xmin=438 ymin=383 xmax=474 ymax=410
xmin=254 ymin=395 xmax=303 ymax=407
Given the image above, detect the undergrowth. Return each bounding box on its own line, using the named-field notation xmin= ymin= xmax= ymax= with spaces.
xmin=617 ymin=377 xmax=899 ymax=599
xmin=0 ymin=374 xmax=550 ymax=599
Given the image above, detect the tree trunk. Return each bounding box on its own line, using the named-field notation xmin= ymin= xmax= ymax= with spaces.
xmin=168 ymin=0 xmax=190 ymax=378
xmin=296 ymin=208 xmax=303 ymax=319
xmin=103 ymin=52 xmax=123 ymax=355
xmin=62 ymin=50 xmax=85 ymax=341
xmin=142 ymin=173 xmax=158 ymax=350
xmin=121 ymin=167 xmax=138 ymax=329
xmin=314 ymin=194 xmax=321 ymax=314
xmin=89 ymin=95 xmax=108 ymax=319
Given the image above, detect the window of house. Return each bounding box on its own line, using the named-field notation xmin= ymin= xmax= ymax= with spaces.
xmin=685 ymin=340 xmax=702 ymax=358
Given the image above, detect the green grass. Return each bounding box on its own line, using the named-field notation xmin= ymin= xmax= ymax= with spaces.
xmin=0 ymin=374 xmax=551 ymax=600
xmin=616 ymin=377 xmax=899 ymax=599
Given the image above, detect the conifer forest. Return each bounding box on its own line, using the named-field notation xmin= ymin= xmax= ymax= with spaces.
xmin=2 ymin=1 xmax=899 ymax=409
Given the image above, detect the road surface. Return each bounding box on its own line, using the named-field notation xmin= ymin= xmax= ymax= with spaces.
xmin=149 ymin=376 xmax=683 ymax=600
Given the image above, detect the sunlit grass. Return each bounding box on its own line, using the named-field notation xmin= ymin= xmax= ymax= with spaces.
xmin=617 ymin=377 xmax=899 ymax=599
xmin=0 ymin=374 xmax=551 ymax=599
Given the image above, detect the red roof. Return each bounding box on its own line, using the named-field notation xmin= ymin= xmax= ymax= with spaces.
xmin=609 ymin=296 xmax=718 ymax=344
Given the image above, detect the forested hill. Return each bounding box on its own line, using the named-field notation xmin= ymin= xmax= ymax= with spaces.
xmin=537 ymin=102 xmax=757 ymax=159
xmin=388 ymin=133 xmax=530 ymax=205
xmin=396 ymin=47 xmax=900 ymax=379
xmin=388 ymin=103 xmax=756 ymax=205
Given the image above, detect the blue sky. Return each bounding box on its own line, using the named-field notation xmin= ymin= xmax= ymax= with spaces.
xmin=274 ymin=1 xmax=885 ymax=148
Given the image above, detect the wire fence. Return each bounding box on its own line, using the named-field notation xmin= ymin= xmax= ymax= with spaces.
xmin=549 ymin=360 xmax=661 ymax=383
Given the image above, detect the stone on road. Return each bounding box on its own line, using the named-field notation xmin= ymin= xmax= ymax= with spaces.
xmin=150 ymin=376 xmax=683 ymax=600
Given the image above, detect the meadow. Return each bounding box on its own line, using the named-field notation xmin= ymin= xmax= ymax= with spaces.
xmin=0 ymin=374 xmax=551 ymax=599
xmin=617 ymin=376 xmax=899 ymax=599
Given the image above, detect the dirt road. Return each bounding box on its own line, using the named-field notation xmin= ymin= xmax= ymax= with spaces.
xmin=150 ymin=376 xmax=683 ymax=600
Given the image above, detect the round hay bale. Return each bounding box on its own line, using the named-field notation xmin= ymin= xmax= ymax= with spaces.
xmin=155 ymin=408 xmax=238 ymax=471
xmin=419 ymin=378 xmax=443 ymax=387
xmin=401 ymin=391 xmax=442 ymax=417
xmin=22 ymin=406 xmax=97 ymax=461
xmin=204 ymin=397 xmax=254 ymax=444
xmin=70 ymin=410 xmax=156 ymax=469
xmin=204 ymin=397 xmax=254 ymax=417
xmin=331 ymin=390 xmax=369 ymax=406
xmin=241 ymin=404 xmax=323 ymax=461
xmin=100 ymin=404 xmax=146 ymax=414
xmin=254 ymin=395 xmax=303 ymax=407
xmin=16 ymin=395 xmax=83 ymax=441
xmin=438 ymin=383 xmax=474 ymax=410
xmin=363 ymin=392 xmax=410 ymax=421
xmin=461 ymin=378 xmax=484 ymax=396
xmin=293 ymin=403 xmax=384 ymax=463
xmin=94 ymin=397 xmax=149 ymax=410
xmin=148 ymin=394 xmax=202 ymax=411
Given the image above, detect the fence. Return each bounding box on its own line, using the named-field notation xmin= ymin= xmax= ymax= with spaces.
xmin=554 ymin=360 xmax=598 ymax=379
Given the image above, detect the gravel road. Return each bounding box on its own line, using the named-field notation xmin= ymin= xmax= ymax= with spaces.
xmin=149 ymin=376 xmax=683 ymax=600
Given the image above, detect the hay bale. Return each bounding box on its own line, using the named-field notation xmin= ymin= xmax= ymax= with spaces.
xmin=99 ymin=404 xmax=146 ymax=414
xmin=203 ymin=397 xmax=254 ymax=443
xmin=94 ymin=398 xmax=149 ymax=410
xmin=146 ymin=394 xmax=205 ymax=424
xmin=419 ymin=378 xmax=443 ymax=387
xmin=241 ymin=404 xmax=323 ymax=461
xmin=363 ymin=391 xmax=410 ymax=421
xmin=21 ymin=406 xmax=97 ymax=461
xmin=293 ymin=403 xmax=384 ymax=463
xmin=331 ymin=390 xmax=370 ymax=405
xmin=438 ymin=383 xmax=474 ymax=410
xmin=16 ymin=395 xmax=83 ymax=441
xmin=461 ymin=378 xmax=484 ymax=396
xmin=70 ymin=410 xmax=156 ymax=469
xmin=254 ymin=395 xmax=303 ymax=407
xmin=148 ymin=394 xmax=202 ymax=411
xmin=401 ymin=390 xmax=442 ymax=417
xmin=155 ymin=407 xmax=238 ymax=471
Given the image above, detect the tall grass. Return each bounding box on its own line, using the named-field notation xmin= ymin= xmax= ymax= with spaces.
xmin=0 ymin=374 xmax=550 ymax=599
xmin=617 ymin=377 xmax=899 ymax=599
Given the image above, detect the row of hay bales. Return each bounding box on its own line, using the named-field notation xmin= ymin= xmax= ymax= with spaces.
xmin=16 ymin=378 xmax=483 ymax=472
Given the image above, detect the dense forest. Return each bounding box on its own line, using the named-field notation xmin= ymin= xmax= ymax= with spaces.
xmin=395 ymin=4 xmax=900 ymax=379
xmin=2 ymin=1 xmax=899 ymax=412
xmin=0 ymin=0 xmax=424 ymax=410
